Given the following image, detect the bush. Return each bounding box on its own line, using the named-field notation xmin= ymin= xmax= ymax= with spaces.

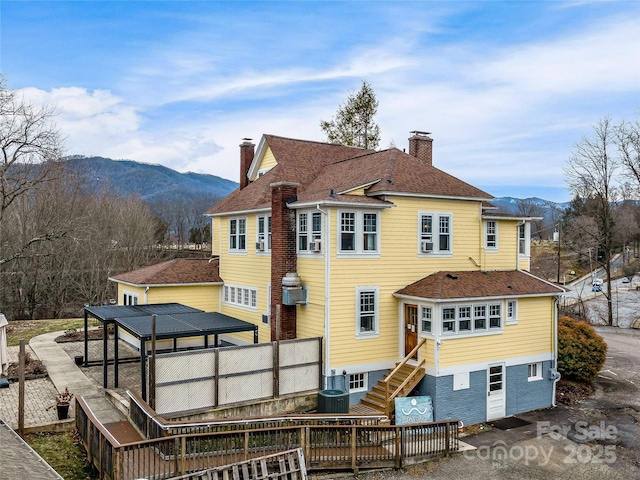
xmin=557 ymin=316 xmax=607 ymax=384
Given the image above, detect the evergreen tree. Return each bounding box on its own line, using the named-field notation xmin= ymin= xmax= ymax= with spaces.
xmin=320 ymin=80 xmax=381 ymax=149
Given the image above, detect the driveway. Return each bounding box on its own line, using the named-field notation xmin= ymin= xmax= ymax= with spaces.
xmin=352 ymin=329 xmax=640 ymax=480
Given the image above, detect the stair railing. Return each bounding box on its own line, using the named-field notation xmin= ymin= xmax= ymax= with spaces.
xmin=383 ymin=338 xmax=427 ymax=417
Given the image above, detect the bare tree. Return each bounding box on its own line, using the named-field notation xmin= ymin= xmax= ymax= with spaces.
xmin=616 ymin=118 xmax=640 ymax=192
xmin=0 ymin=76 xmax=66 ymax=266
xmin=516 ymin=198 xmax=544 ymax=237
xmin=564 ymin=117 xmax=621 ymax=325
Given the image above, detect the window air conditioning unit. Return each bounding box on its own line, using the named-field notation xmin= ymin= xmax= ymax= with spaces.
xmin=261 ymin=313 xmax=271 ymax=324
xmin=256 ymin=241 xmax=265 ymax=251
xmin=310 ymin=241 xmax=321 ymax=252
xmin=421 ymin=240 xmax=434 ymax=253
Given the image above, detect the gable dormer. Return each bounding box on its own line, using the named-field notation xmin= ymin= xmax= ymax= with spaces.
xmin=247 ymin=136 xmax=277 ymax=182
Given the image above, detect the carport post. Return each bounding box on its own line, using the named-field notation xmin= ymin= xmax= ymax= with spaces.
xmin=103 ymin=322 xmax=109 ymax=388
xmin=149 ymin=314 xmax=156 ymax=410
xmin=83 ymin=310 xmax=89 ymax=367
xmin=114 ymin=323 xmax=119 ymax=388
xmin=141 ymin=336 xmax=147 ymax=401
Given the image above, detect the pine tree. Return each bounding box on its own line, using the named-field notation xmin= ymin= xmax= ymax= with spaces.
xmin=320 ymin=80 xmax=381 ymax=150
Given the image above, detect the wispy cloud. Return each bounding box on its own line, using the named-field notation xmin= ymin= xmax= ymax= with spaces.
xmin=5 ymin=1 xmax=639 ymax=203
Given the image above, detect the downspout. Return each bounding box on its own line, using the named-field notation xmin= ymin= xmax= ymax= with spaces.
xmin=144 ymin=286 xmax=149 ymax=304
xmin=317 ymin=204 xmax=331 ymax=389
xmin=552 ymin=296 xmax=561 ymax=407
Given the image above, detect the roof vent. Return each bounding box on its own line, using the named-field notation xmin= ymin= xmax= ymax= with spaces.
xmin=446 ymin=274 xmax=458 ymax=280
xmin=282 ymin=272 xmax=302 ymax=287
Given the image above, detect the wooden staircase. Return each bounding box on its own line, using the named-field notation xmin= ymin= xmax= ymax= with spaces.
xmin=360 ymin=339 xmax=426 ymax=418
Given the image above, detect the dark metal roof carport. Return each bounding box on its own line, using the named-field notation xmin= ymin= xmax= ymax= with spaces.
xmin=83 ymin=303 xmax=258 ymax=400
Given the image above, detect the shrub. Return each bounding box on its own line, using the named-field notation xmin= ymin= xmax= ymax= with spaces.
xmin=557 ymin=316 xmax=607 ymax=384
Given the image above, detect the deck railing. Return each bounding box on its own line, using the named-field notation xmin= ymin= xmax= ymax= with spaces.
xmin=78 ymin=396 xmax=459 ymax=480
xmin=127 ymin=390 xmax=389 ymax=439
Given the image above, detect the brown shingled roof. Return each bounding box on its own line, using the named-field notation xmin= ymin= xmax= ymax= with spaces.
xmin=206 ymin=135 xmax=492 ymax=216
xmin=207 ymin=135 xmax=371 ymax=215
xmin=395 ymin=270 xmax=565 ymax=300
xmin=110 ymin=258 xmax=222 ymax=285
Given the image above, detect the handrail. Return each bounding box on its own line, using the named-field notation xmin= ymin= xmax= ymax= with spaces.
xmin=389 ymin=359 xmax=426 ymax=400
xmin=383 ymin=338 xmax=427 ymax=416
xmin=77 ymin=410 xmax=460 ymax=479
xmin=128 ymin=389 xmax=389 ymax=438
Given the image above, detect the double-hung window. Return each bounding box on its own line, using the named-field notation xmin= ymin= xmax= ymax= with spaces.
xmin=421 ymin=306 xmax=432 ymax=333
xmin=506 ymin=300 xmax=518 ymax=325
xmin=489 ymin=304 xmax=502 ymax=328
xmin=419 ymin=212 xmax=451 ymax=254
xmin=442 ymin=307 xmax=456 ymax=333
xmin=298 ymin=211 xmax=322 ymax=253
xmin=339 ymin=211 xmax=379 ymax=254
xmin=519 ymin=223 xmax=530 ymax=256
xmin=356 ymin=287 xmax=378 ymax=336
xmin=485 ymin=221 xmax=497 ymax=250
xmin=229 ymin=217 xmax=246 ymax=252
xmin=458 ymin=306 xmax=472 ymax=331
xmin=441 ymin=303 xmax=503 ymax=335
xmin=256 ymin=215 xmax=271 ymax=252
xmin=474 ymin=305 xmax=487 ymax=330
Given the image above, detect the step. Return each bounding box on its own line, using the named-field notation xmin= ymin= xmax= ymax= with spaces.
xmin=360 ymin=398 xmax=386 ymax=413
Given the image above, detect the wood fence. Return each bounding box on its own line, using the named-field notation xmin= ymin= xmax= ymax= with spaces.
xmin=77 ymin=395 xmax=460 ymax=480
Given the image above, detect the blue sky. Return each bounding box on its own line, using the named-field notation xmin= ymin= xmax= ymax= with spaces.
xmin=2 ymin=1 xmax=639 ymax=203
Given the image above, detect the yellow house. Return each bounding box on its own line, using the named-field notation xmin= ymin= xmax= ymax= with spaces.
xmin=112 ymin=132 xmax=565 ymax=425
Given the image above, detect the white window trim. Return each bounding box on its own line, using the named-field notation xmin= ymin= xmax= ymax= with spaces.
xmin=440 ymin=302 xmax=504 ymax=336
xmin=297 ymin=210 xmax=323 ymax=254
xmin=256 ymin=214 xmax=271 ymax=254
xmin=528 ymin=362 xmax=543 ymax=381
xmin=123 ymin=291 xmax=138 ymax=306
xmin=485 ymin=220 xmax=498 ymax=251
xmin=506 ymin=300 xmax=518 ymax=325
xmin=519 ymin=222 xmax=531 ymax=257
xmin=355 ymin=286 xmax=379 ymax=338
xmin=338 ymin=210 xmax=380 ymax=256
xmin=223 ymin=283 xmax=258 ymax=311
xmin=349 ymin=372 xmax=368 ymax=393
xmin=229 ymin=217 xmax=247 ymax=253
xmin=420 ymin=306 xmax=433 ymax=334
xmin=418 ymin=211 xmax=452 ymax=256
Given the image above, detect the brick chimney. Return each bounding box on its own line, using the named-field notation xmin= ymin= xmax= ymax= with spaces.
xmin=239 ymin=138 xmax=255 ymax=190
xmin=270 ymin=181 xmax=299 ymax=341
xmin=409 ymin=131 xmax=433 ymax=166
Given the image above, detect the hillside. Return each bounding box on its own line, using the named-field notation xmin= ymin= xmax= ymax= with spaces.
xmin=63 ymin=156 xmax=238 ymax=205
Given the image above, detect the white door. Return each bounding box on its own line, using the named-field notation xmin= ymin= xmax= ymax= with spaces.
xmin=487 ymin=364 xmax=506 ymax=420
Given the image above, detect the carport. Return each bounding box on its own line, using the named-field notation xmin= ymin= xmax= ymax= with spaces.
xmin=83 ymin=303 xmax=258 ymax=399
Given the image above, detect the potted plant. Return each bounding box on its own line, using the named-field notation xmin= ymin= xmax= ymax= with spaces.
xmin=47 ymin=387 xmax=74 ymax=420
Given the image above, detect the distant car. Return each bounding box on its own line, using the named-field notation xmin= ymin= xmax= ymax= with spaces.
xmin=592 ymin=279 xmax=603 ymax=292
xmin=622 ymin=277 xmax=631 ymax=284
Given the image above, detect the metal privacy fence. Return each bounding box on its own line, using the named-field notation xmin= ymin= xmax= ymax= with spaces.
xmin=150 ymin=338 xmax=322 ymax=415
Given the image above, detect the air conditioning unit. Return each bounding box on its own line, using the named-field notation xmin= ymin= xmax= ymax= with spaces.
xmin=256 ymin=241 xmax=265 ymax=251
xmin=261 ymin=313 xmax=271 ymax=324
xmin=310 ymin=241 xmax=321 ymax=252
xmin=421 ymin=240 xmax=434 ymax=253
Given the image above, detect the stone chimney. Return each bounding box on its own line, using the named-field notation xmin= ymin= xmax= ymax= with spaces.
xmin=270 ymin=181 xmax=299 ymax=341
xmin=409 ymin=131 xmax=433 ymax=166
xmin=239 ymin=138 xmax=255 ymax=190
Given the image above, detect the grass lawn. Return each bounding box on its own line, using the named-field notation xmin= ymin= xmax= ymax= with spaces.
xmin=5 ymin=318 xmax=100 ymax=346
xmin=24 ymin=430 xmax=98 ymax=479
